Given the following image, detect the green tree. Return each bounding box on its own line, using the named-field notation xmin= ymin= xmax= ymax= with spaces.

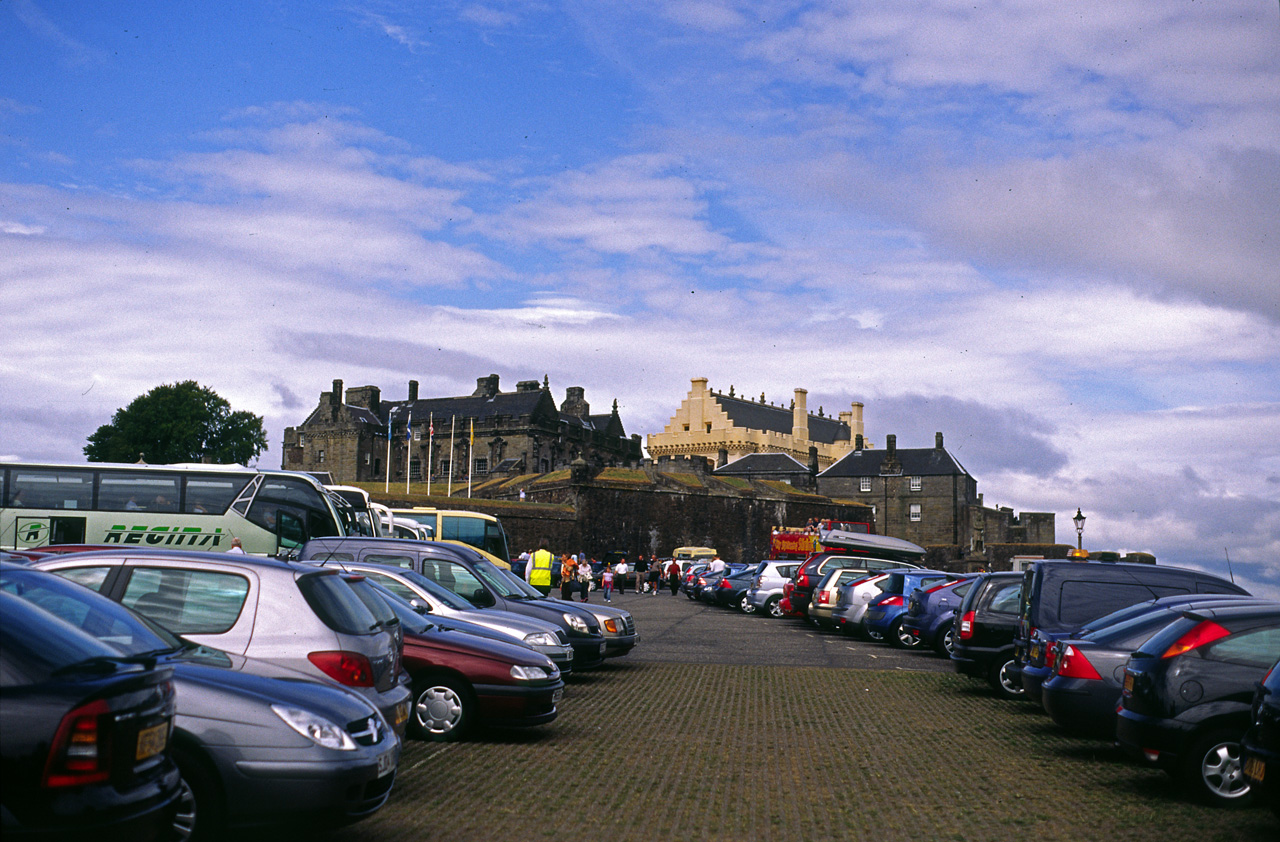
xmin=84 ymin=381 xmax=268 ymax=465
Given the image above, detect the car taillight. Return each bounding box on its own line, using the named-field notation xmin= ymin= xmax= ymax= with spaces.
xmin=959 ymin=610 xmax=975 ymax=640
xmin=1162 ymin=620 xmax=1231 ymax=659
xmin=1057 ymin=645 xmax=1102 ymax=680
xmin=308 ymin=651 xmax=376 ymax=687
xmin=817 ymin=591 xmax=829 ymax=605
xmin=881 ymin=595 xmax=903 ymax=607
xmin=923 ymin=582 xmax=951 ymax=594
xmin=752 ymin=577 xmax=762 ymax=588
xmin=1045 ymin=641 xmax=1059 ymax=670
xmin=44 ymin=698 xmax=112 ymax=787
xmin=797 ymin=574 xmax=810 ymax=588
xmin=719 ymin=579 xmax=732 ymax=589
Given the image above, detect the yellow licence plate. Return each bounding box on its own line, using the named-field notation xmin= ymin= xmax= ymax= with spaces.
xmin=393 ymin=700 xmax=410 ymax=727
xmin=136 ymin=723 xmax=168 ymax=762
xmin=1243 ymin=755 xmax=1265 ymax=783
xmin=1123 ymin=673 xmax=1134 ymax=693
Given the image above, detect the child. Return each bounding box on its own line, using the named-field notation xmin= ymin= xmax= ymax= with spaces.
xmin=601 ymin=565 xmax=614 ymax=602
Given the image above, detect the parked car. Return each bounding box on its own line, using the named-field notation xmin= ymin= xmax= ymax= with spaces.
xmin=1041 ymin=595 xmax=1265 ymax=738
xmin=710 ymin=567 xmax=756 ymax=610
xmin=1016 ymin=560 xmax=1249 ymax=703
xmin=809 ymin=567 xmax=880 ymax=630
xmin=744 ymin=561 xmax=799 ymax=618
xmin=0 ymin=590 xmax=182 ymax=841
xmin=863 ymin=570 xmax=959 ymax=648
xmin=829 ymin=573 xmax=895 ymax=638
xmin=1241 ymin=658 xmax=1280 ymax=817
xmin=950 ymin=571 xmax=1025 ymax=698
xmin=498 ymin=566 xmax=638 ymax=659
xmin=1116 ymin=601 xmax=1280 ymax=805
xmin=1 ymin=562 xmax=399 ymax=839
xmin=300 ymin=538 xmax=610 ymax=670
xmin=31 ymin=549 xmax=414 ymax=740
xmin=306 ymin=559 xmax=576 ymax=675
xmin=902 ymin=574 xmax=978 ymax=656
xmin=346 ymin=577 xmax=565 ymax=741
xmin=785 ymin=554 xmax=919 ymax=619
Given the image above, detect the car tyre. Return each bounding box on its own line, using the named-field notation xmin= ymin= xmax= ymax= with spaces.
xmin=989 ymin=657 xmax=1025 ymax=700
xmin=933 ymin=622 xmax=955 ymax=658
xmin=172 ymin=746 xmax=224 ymax=842
xmin=411 ymin=675 xmax=473 ymax=742
xmin=1181 ymin=729 xmax=1253 ymax=807
xmin=739 ymin=594 xmax=756 ymax=614
xmin=860 ymin=619 xmax=885 ymax=642
xmin=889 ymin=618 xmax=921 ymax=649
xmin=766 ymin=597 xmax=785 ymax=618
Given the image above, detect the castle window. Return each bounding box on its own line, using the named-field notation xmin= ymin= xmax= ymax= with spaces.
xmin=909 ymin=503 xmax=921 ymax=522
xmin=317 ymin=450 xmax=325 ymax=464
xmin=298 ymin=433 xmax=306 ymax=446
xmin=910 ymin=476 xmax=922 ymax=492
xmin=364 ymin=453 xmax=370 ymax=465
xmin=474 ymin=458 xmax=488 ymax=474
xmin=682 ymin=424 xmax=690 ymax=432
xmin=860 ymin=477 xmax=872 ymax=492
xmin=705 ymin=422 xmax=712 ymax=433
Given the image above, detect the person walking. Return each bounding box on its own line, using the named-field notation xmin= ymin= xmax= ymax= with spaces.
xmin=667 ymin=558 xmax=681 ymax=595
xmin=613 ymin=557 xmax=628 ymax=595
xmin=578 ymin=557 xmax=593 ymax=602
xmin=528 ymin=538 xmax=554 ymax=596
xmin=560 ymin=554 xmax=578 ymax=601
xmin=601 ymin=564 xmax=614 ymax=602
xmin=635 ymin=554 xmax=649 ymax=593
xmin=646 ymin=561 xmax=661 ymax=596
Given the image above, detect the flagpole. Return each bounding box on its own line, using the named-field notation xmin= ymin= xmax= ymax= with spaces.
xmin=426 ymin=413 xmax=433 ymax=497
xmin=447 ymin=416 xmax=456 ymax=497
xmin=467 ymin=419 xmax=474 ymax=498
xmin=405 ymin=412 xmax=412 ymax=495
xmin=384 ymin=407 xmax=394 ymax=493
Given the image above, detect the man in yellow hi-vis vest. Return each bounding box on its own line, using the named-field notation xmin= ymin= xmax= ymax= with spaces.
xmin=528 ymin=538 xmax=554 ymax=596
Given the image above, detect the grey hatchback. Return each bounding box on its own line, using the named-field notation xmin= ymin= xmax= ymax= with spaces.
xmin=31 ymin=549 xmax=413 ymax=741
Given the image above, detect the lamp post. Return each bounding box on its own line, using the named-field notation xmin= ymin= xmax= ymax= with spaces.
xmin=1073 ymin=508 xmax=1086 ymax=551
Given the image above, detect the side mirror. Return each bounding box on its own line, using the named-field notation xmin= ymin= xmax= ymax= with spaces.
xmin=471 ymin=588 xmax=495 ymax=608
xmin=409 ymin=599 xmax=430 ymax=615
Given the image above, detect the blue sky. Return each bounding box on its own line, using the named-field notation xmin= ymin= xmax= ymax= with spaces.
xmin=2 ymin=1 xmax=1278 ymax=595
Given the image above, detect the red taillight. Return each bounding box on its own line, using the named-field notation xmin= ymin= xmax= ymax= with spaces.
xmin=959 ymin=610 xmax=975 ymax=641
xmin=1162 ymin=620 xmax=1231 ymax=659
xmin=1057 ymin=645 xmax=1102 ymax=680
xmin=1046 ymin=641 xmax=1060 ymax=670
xmin=719 ymin=579 xmax=732 ymax=589
xmin=923 ymin=581 xmax=951 ymax=594
xmin=308 ymin=651 xmax=375 ymax=687
xmin=797 ymin=573 xmax=810 ymax=588
xmin=817 ymin=591 xmax=829 ymax=605
xmin=881 ymin=595 xmax=903 ymax=607
xmin=44 ymin=698 xmax=112 ymax=787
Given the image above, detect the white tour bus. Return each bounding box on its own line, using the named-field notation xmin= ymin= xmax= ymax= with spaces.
xmin=1 ymin=462 xmax=347 ymax=556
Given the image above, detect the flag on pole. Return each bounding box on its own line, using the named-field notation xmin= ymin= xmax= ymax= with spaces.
xmin=467 ymin=419 xmax=474 ymax=498
xmin=426 ymin=412 xmax=434 ymax=496
xmin=405 ymin=410 xmax=413 ymax=493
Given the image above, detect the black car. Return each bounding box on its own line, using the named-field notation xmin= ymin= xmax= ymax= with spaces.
xmin=1116 ymin=601 xmax=1280 ymax=805
xmin=1241 ymin=658 xmax=1280 ymax=818
xmin=1041 ymin=595 xmax=1265 ymax=738
xmin=1016 ymin=560 xmax=1248 ymax=703
xmin=300 ymin=537 xmax=610 ymax=670
xmin=0 ymin=591 xmax=182 ymax=841
xmin=710 ymin=568 xmax=756 ymax=610
xmin=950 ymin=572 xmax=1024 ymax=698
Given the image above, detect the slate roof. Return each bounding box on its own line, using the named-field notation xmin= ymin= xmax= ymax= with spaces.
xmin=713 ymin=453 xmax=810 ymax=476
xmin=819 ymin=446 xmax=970 ymax=478
xmin=713 ymin=393 xmax=850 ymax=444
xmin=388 ymin=389 xmax=549 ymax=426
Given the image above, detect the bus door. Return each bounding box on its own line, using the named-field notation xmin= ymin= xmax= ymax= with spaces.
xmin=10 ymin=515 xmax=85 ymax=547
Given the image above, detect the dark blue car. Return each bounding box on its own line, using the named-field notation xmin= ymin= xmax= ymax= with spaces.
xmin=863 ymin=570 xmax=958 ymax=649
xmin=902 ymin=574 xmax=977 ymax=656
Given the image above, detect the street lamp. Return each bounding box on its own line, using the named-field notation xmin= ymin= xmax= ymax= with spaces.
xmin=1073 ymin=508 xmax=1086 ymax=551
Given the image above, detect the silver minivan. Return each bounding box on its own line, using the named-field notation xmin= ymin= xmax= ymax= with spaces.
xmin=32 ymin=549 xmax=413 ymax=739
xmin=744 ymin=561 xmax=799 ymax=617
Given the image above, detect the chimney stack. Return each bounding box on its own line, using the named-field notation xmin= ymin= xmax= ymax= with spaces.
xmin=792 ymin=388 xmax=809 ymax=443
xmin=409 ymin=380 xmax=419 ymax=402
xmin=936 ymin=431 xmax=944 ymax=450
xmin=855 ymin=434 xmax=864 ymax=451
xmin=886 ymin=434 xmax=897 ymax=455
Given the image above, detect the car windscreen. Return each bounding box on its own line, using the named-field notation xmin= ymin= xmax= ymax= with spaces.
xmin=361 ymin=579 xmax=431 ymax=634
xmin=396 ymin=568 xmax=475 ymax=610
xmin=477 ymin=562 xmax=539 ymax=598
xmin=0 ymin=592 xmax=127 ymax=685
xmin=296 ymin=571 xmax=380 ymax=635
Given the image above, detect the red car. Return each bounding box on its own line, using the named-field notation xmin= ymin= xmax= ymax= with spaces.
xmin=349 ymin=577 xmax=565 ymax=741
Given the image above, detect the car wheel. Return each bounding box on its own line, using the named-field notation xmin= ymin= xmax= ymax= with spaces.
xmin=411 ymin=676 xmax=473 ymax=742
xmin=171 ymin=747 xmax=223 ymax=842
xmin=989 ymin=658 xmax=1025 ymax=700
xmin=889 ymin=618 xmax=921 ymax=649
xmin=766 ymin=597 xmax=785 ymax=618
xmin=934 ymin=623 xmax=955 ymax=658
xmin=1181 ymin=729 xmax=1252 ymax=806
xmin=860 ymin=619 xmax=885 ymax=642
xmin=739 ymin=594 xmax=756 ymax=614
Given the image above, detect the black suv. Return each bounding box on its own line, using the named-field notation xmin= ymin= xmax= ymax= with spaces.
xmin=950 ymin=572 xmax=1025 ymax=698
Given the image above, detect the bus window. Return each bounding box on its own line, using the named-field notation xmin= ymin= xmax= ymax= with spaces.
xmin=99 ymin=472 xmax=180 ymax=513
xmin=277 ymin=511 xmax=305 ymax=550
xmin=8 ymin=467 xmax=93 ymax=510
xmin=183 ymin=476 xmax=249 ymax=515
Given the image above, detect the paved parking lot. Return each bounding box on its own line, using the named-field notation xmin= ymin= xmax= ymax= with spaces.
xmin=325 ymin=592 xmax=1276 ymax=842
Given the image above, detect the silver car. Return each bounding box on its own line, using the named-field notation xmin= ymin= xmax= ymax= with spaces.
xmin=830 ymin=572 xmax=897 ymax=638
xmin=314 ymin=560 xmax=576 ymax=674
xmin=32 ymin=549 xmax=413 ymax=740
xmin=744 ymin=561 xmax=799 ymax=617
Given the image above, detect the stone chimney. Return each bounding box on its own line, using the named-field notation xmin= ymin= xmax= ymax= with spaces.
xmin=345 ymin=385 xmax=381 ymax=412
xmin=516 ymin=380 xmax=540 ymax=392
xmin=792 ymin=388 xmax=809 ymax=443
xmin=936 ymin=431 xmax=944 ymax=450
xmin=880 ymin=434 xmax=902 ymax=476
xmin=717 ymin=448 xmax=728 ymax=469
xmin=561 ymin=386 xmax=590 ymax=418
xmin=473 ymin=374 xmax=500 ymax=398
xmin=408 ymin=380 xmax=419 ymax=402
xmin=855 ymin=434 xmax=864 ymax=451
xmin=329 ymin=379 xmax=343 ymax=420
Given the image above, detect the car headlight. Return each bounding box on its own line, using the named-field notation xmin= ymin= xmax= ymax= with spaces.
xmin=524 ymin=632 xmax=560 ymax=647
xmin=510 ymin=664 xmax=550 ymax=681
xmin=271 ymin=705 xmax=357 ymax=751
xmin=563 ymin=612 xmax=589 ymax=634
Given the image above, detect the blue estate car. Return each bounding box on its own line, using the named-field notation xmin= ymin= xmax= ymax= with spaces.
xmin=863 ymin=570 xmax=959 ymax=649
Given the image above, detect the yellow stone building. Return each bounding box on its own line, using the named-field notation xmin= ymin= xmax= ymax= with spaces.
xmin=647 ymin=378 xmax=868 ymax=470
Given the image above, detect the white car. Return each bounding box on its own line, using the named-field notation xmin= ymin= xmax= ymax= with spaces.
xmin=830 ymin=573 xmax=896 ymax=639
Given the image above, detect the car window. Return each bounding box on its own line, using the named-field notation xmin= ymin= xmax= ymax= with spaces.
xmin=55 ymin=565 xmax=113 ymax=593
xmin=0 ymin=593 xmax=124 ymax=686
xmin=297 ymin=571 xmax=380 ymax=635
xmin=1203 ymin=624 xmax=1280 ymax=669
xmin=361 ymin=570 xmax=419 ymax=603
xmin=418 ymin=559 xmax=487 ymax=602
xmin=2 ymin=569 xmax=174 ymax=654
xmin=313 ymin=551 xmax=355 ymax=562
xmin=121 ymin=567 xmax=250 ymax=634
xmin=364 ymin=553 xmax=415 ymax=568
xmin=953 ymin=581 xmax=974 ymax=598
xmin=987 ymin=582 xmax=1022 ymax=615
xmin=1058 ymin=582 xmax=1180 ymax=627
xmin=919 ymin=576 xmax=947 ymax=590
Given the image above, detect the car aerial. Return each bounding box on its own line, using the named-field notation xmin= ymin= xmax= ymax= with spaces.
xmin=1016 ymin=560 xmax=1249 ymax=704
xmin=0 ymin=589 xmax=182 ymax=841
xmin=494 ymin=565 xmax=638 ymax=660
xmin=1 ymin=562 xmax=399 ymax=840
xmin=950 ymin=571 xmax=1025 ymax=698
xmin=1241 ymin=657 xmax=1280 ymax=818
xmin=902 ymin=574 xmax=978 ymax=657
xmin=744 ymin=561 xmax=799 ymax=618
xmin=783 ymin=553 xmax=919 ymax=619
xmin=30 ymin=549 xmax=413 ymax=741
xmin=350 ymin=577 xmax=565 ymax=741
xmin=862 ymin=570 xmax=959 ymax=649
xmin=305 ymin=558 xmax=576 ymax=675
xmin=1040 ymin=595 xmax=1267 ymax=738
xmin=300 ymin=537 xmax=609 ymax=671
xmin=1116 ymin=601 xmax=1280 ymax=806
